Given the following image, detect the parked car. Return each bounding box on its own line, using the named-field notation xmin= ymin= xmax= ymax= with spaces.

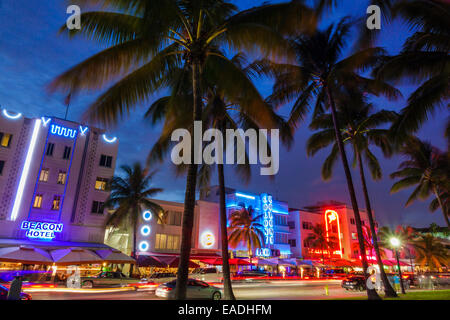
xmin=0 ymin=285 xmax=32 ymax=300
xmin=80 ymin=272 xmax=143 ymax=288
xmin=342 ymin=275 xmax=366 ymax=291
xmin=155 ymin=279 xmax=222 ymax=300
xmin=145 ymin=272 xmax=177 ymax=284
xmin=191 ymin=268 xmax=223 ymax=283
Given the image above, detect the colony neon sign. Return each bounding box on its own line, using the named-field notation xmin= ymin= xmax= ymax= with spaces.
xmin=255 ymin=194 xmax=274 ymax=258
xmin=50 ymin=124 xmax=77 ymax=139
xmin=324 ymin=209 xmax=343 ymax=258
xmin=21 ymin=220 xmax=63 ymax=240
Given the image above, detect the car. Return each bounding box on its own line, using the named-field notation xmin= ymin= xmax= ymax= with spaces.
xmin=191 ymin=268 xmax=223 ymax=283
xmin=80 ymin=271 xmax=144 ymax=288
xmin=234 ymin=270 xmax=269 ymax=280
xmin=342 ymin=275 xmax=367 ymax=291
xmin=155 ymin=279 xmax=222 ymax=300
xmin=0 ymin=284 xmax=32 ymax=300
xmin=146 ymin=272 xmax=177 ymax=284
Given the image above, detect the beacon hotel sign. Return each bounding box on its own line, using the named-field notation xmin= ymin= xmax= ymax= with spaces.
xmin=21 ymin=221 xmax=63 ymax=240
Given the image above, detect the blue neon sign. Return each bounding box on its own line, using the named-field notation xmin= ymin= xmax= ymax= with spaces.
xmin=21 ymin=221 xmax=63 ymax=240
xmin=255 ymin=194 xmax=274 ymax=258
xmin=50 ymin=124 xmax=77 ymax=139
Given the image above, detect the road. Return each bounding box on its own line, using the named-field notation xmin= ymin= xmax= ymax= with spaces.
xmin=28 ymin=280 xmax=367 ymax=300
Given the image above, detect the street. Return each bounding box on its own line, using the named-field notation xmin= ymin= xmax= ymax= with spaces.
xmin=27 ymin=280 xmax=367 ymax=300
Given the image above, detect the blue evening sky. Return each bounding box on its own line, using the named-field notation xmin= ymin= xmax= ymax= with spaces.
xmin=0 ymin=0 xmax=447 ymax=227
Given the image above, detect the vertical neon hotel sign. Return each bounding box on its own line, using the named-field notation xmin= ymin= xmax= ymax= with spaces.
xmin=324 ymin=209 xmax=343 ymax=258
xmin=256 ymin=194 xmax=273 ymax=257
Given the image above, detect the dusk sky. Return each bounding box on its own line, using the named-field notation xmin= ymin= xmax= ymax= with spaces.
xmin=0 ymin=0 xmax=447 ymax=228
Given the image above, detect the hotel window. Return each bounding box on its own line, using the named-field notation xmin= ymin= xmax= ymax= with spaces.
xmin=57 ymin=171 xmax=67 ymax=185
xmin=350 ymin=218 xmax=355 ymax=225
xmin=33 ymin=194 xmax=43 ymax=208
xmin=275 ymin=215 xmax=288 ymax=226
xmin=46 ymin=143 xmax=55 ymax=156
xmin=0 ymin=160 xmax=4 ymax=175
xmin=51 ymin=195 xmax=61 ymax=210
xmin=351 ymin=233 xmax=357 ymax=240
xmin=62 ymin=146 xmax=71 ymax=160
xmin=91 ymin=201 xmax=105 ymax=214
xmin=303 ymin=239 xmax=309 ymax=248
xmin=0 ymin=132 xmax=12 ymax=148
xmin=288 ymin=239 xmax=296 ymax=248
xmin=155 ymin=234 xmax=180 ymax=250
xmin=287 ymin=221 xmax=295 ymax=229
xmin=99 ymin=155 xmax=113 ymax=168
xmin=95 ymin=177 xmax=108 ymax=191
xmin=275 ymin=232 xmax=288 ymax=244
xmin=39 ymin=169 xmax=49 ymax=182
xmin=168 ymin=211 xmax=182 ymax=226
xmin=157 ymin=211 xmax=166 ymax=224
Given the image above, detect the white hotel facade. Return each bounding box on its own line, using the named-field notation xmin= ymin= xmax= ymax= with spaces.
xmin=0 ymin=109 xmax=118 ymax=250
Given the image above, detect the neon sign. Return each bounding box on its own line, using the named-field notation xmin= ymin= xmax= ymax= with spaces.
xmin=21 ymin=220 xmax=63 ymax=240
xmin=102 ymin=134 xmax=117 ymax=143
xmin=255 ymin=248 xmax=270 ymax=257
xmin=50 ymin=124 xmax=77 ymax=139
xmin=324 ymin=209 xmax=343 ymax=258
xmin=2 ymin=109 xmax=22 ymax=120
xmin=255 ymin=194 xmax=273 ymax=258
xmin=201 ymin=232 xmax=215 ymax=248
xmin=139 ymin=241 xmax=149 ymax=251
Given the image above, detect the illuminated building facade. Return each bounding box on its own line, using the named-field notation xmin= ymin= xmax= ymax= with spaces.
xmin=0 ymin=109 xmax=118 ymax=247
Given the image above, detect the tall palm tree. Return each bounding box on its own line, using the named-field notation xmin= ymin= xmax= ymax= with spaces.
xmin=375 ymin=0 xmax=450 ymax=138
xmin=378 ymin=225 xmax=418 ymax=271
xmin=144 ymin=53 xmax=292 ymax=300
xmin=105 ymin=163 xmax=164 ymax=276
xmin=305 ymin=223 xmax=337 ymax=265
xmin=228 ymin=205 xmax=264 ymax=265
xmin=413 ymin=234 xmax=449 ymax=271
xmin=262 ymin=18 xmax=399 ymax=299
xmin=390 ymin=137 xmax=449 ymax=228
xmin=48 ymin=0 xmax=315 ymax=299
xmin=306 ymin=92 xmax=399 ymax=296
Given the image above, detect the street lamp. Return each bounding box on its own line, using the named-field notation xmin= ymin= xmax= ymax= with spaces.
xmin=390 ymin=237 xmax=406 ymax=294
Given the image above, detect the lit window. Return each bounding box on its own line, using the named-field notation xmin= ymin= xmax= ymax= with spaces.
xmin=51 ymin=195 xmax=61 ymax=210
xmin=57 ymin=171 xmax=67 ymax=185
xmin=95 ymin=177 xmax=108 ymax=191
xmin=168 ymin=211 xmax=181 ymax=226
xmin=39 ymin=169 xmax=49 ymax=182
xmin=0 ymin=132 xmax=12 ymax=148
xmin=157 ymin=211 xmax=166 ymax=225
xmin=33 ymin=194 xmax=43 ymax=208
xmin=0 ymin=160 xmax=4 ymax=175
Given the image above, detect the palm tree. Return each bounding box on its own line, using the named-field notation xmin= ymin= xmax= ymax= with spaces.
xmin=228 ymin=205 xmax=264 ymax=265
xmin=413 ymin=234 xmax=449 ymax=271
xmin=48 ymin=0 xmax=315 ymax=299
xmin=375 ymin=0 xmax=450 ymax=138
xmin=105 ymin=163 xmax=164 ymax=276
xmin=262 ymin=18 xmax=399 ymax=299
xmin=378 ymin=225 xmax=418 ymax=271
xmin=305 ymin=223 xmax=337 ymax=265
xmin=390 ymin=137 xmax=449 ymax=228
xmin=144 ymin=53 xmax=292 ymax=300
xmin=306 ymin=92 xmax=399 ymax=296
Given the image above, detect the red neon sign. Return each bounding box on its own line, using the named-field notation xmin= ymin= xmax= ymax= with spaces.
xmin=324 ymin=210 xmax=343 ymax=258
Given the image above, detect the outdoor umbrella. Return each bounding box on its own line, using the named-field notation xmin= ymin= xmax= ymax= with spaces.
xmin=200 ymin=258 xmax=222 ymax=265
xmin=137 ymin=255 xmax=166 ymax=267
xmin=200 ymin=258 xmax=253 ymax=266
xmin=230 ymin=258 xmax=254 ymax=265
xmin=382 ymin=260 xmax=395 ymax=266
xmin=95 ymin=249 xmax=136 ymax=264
xmin=50 ymin=247 xmax=102 ymax=265
xmin=0 ymin=246 xmax=53 ymax=264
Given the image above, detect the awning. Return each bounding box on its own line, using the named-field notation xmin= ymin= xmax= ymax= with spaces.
xmin=137 ymin=255 xmax=166 ymax=267
xmin=0 ymin=246 xmax=53 ymax=264
xmin=50 ymin=248 xmax=103 ymax=265
xmin=95 ymin=249 xmax=136 ymax=264
xmin=156 ymin=255 xmax=199 ymax=268
xmin=277 ymin=259 xmax=297 ymax=266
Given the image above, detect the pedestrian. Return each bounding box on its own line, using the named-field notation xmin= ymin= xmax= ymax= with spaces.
xmin=393 ymin=274 xmax=400 ymax=293
xmin=7 ymin=275 xmax=23 ymax=300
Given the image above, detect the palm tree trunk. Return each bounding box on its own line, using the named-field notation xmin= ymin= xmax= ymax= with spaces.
xmin=325 ymin=87 xmax=380 ymax=300
xmin=434 ymin=187 xmax=450 ymax=229
xmin=175 ymin=61 xmax=202 ymax=300
xmin=218 ymin=160 xmax=236 ymax=300
xmin=129 ymin=213 xmax=137 ymax=277
xmin=357 ymin=152 xmax=397 ymax=297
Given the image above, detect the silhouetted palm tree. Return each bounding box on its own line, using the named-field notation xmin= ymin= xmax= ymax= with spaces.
xmin=306 ymin=92 xmax=398 ymax=296
xmin=390 ymin=137 xmax=449 ymax=228
xmin=228 ymin=205 xmax=264 ymax=265
xmin=105 ymin=163 xmax=164 ymax=275
xmin=49 ymin=0 xmax=315 ymax=299
xmin=413 ymin=234 xmax=449 ymax=271
xmin=305 ymin=223 xmax=337 ymax=265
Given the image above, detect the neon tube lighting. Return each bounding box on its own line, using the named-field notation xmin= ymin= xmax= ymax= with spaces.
xmin=11 ymin=119 xmax=41 ymax=221
xmin=324 ymin=209 xmax=343 ymax=258
xmin=41 ymin=117 xmax=51 ymax=127
xmin=2 ymin=109 xmax=22 ymax=119
xmin=102 ymin=134 xmax=117 ymax=143
xmin=235 ymin=192 xmax=255 ymax=200
xmin=79 ymin=126 xmax=88 ymax=135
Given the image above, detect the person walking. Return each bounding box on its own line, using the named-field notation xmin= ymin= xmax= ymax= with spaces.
xmin=393 ymin=274 xmax=401 ymax=293
xmin=7 ymin=275 xmax=23 ymax=300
